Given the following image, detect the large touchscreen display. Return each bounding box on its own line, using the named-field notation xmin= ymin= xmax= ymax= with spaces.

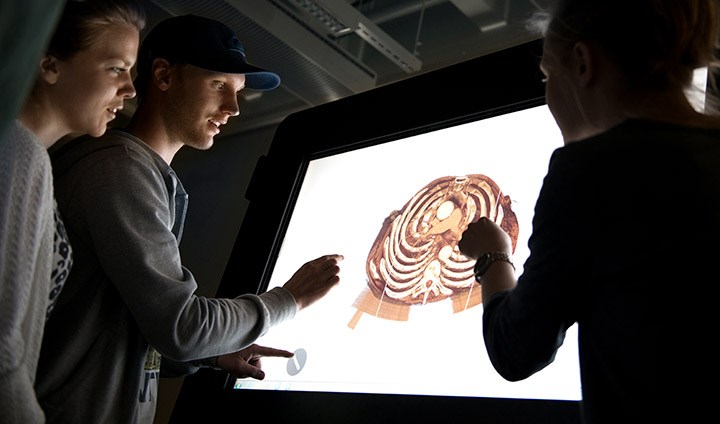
xmin=232 ymin=104 xmax=582 ymax=402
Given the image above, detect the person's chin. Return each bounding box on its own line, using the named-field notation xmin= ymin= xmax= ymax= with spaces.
xmin=191 ymin=136 xmax=214 ymax=150
xmin=88 ymin=125 xmax=108 ymax=138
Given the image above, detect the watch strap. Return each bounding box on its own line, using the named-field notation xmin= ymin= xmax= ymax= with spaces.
xmin=473 ymin=251 xmax=514 ymax=281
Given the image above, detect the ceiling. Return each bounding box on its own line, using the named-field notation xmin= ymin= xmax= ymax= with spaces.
xmin=124 ymin=0 xmax=555 ymax=138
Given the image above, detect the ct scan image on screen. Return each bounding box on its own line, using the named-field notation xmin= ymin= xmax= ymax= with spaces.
xmin=233 ymin=104 xmax=582 ymax=402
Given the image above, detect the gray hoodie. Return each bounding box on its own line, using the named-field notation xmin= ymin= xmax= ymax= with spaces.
xmin=35 ymin=129 xmax=296 ymax=424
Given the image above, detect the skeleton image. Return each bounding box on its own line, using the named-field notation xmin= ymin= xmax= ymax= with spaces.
xmin=349 ymin=174 xmax=518 ymax=328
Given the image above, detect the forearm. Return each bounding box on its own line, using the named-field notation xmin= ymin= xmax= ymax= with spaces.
xmin=480 ymin=261 xmax=517 ymax=307
xmin=159 ymin=356 xmax=218 ymax=378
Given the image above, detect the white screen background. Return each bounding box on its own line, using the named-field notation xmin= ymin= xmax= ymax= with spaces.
xmin=235 ymin=105 xmax=582 ymax=401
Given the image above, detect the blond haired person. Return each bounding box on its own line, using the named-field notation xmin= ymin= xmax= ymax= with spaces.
xmin=459 ymin=1 xmax=720 ymax=422
xmin=0 ymin=1 xmax=145 ymax=422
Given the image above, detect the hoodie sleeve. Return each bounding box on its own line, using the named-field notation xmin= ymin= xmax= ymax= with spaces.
xmin=60 ymin=142 xmax=296 ymax=362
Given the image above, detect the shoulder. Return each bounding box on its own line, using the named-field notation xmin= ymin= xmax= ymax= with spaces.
xmin=52 ymin=129 xmax=153 ymax=163
xmin=1 ymin=121 xmax=52 ymax=190
xmin=51 ymin=129 xmax=169 ymax=181
xmin=552 ymin=119 xmax=676 ymax=162
xmin=2 ymin=120 xmax=51 ymax=166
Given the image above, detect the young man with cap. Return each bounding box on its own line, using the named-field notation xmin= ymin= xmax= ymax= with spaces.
xmin=35 ymin=14 xmax=344 ymax=424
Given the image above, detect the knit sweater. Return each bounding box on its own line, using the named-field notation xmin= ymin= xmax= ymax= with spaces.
xmin=0 ymin=120 xmax=55 ymax=423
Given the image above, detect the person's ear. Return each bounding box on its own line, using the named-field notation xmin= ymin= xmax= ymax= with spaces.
xmin=572 ymin=41 xmax=593 ymax=86
xmin=152 ymin=58 xmax=173 ymax=92
xmin=38 ymin=55 xmax=60 ymax=85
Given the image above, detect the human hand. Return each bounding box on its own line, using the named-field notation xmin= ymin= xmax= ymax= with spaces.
xmin=458 ymin=217 xmax=512 ymax=260
xmin=215 ymin=344 xmax=294 ymax=380
xmin=282 ymin=254 xmax=344 ymax=311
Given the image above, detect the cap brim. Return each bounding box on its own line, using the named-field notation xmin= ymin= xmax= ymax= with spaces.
xmin=244 ymin=71 xmax=281 ymax=91
xmin=191 ymin=55 xmax=281 ymax=91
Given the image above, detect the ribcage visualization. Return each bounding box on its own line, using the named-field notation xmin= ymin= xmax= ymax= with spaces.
xmin=348 ymin=174 xmax=518 ymax=328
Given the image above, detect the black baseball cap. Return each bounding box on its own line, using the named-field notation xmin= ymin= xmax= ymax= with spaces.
xmin=135 ymin=14 xmax=281 ymax=92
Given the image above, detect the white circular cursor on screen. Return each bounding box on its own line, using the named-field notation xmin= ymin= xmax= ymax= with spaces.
xmin=286 ymin=348 xmax=307 ymax=376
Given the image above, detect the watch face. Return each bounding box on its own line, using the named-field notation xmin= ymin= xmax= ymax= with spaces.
xmin=473 ymin=253 xmax=492 ymax=277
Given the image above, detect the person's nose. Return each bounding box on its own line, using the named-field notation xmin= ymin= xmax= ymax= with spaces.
xmin=120 ymin=72 xmax=136 ymax=99
xmin=221 ymin=91 xmax=240 ymax=117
